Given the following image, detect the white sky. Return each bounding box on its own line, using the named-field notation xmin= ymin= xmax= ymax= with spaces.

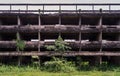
xmin=0 ymin=0 xmax=120 ymax=3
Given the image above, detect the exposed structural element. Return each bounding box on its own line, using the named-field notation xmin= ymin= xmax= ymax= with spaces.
xmin=0 ymin=3 xmax=120 ymax=65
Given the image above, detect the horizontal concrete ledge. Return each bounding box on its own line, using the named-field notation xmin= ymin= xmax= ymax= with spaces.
xmin=0 ymin=25 xmax=120 ymax=33
xmin=0 ymin=41 xmax=120 ymax=49
xmin=0 ymin=51 xmax=120 ymax=56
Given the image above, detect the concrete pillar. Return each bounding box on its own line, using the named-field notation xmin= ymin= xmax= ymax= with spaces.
xmin=59 ymin=5 xmax=61 ymax=25
xmin=95 ymin=56 xmax=102 ymax=65
xmin=38 ymin=9 xmax=41 ymax=65
xmin=17 ymin=32 xmax=21 ymax=66
xmin=117 ymin=19 xmax=120 ymax=40
xmin=79 ymin=10 xmax=81 ymax=52
xmin=17 ymin=16 xmax=21 ymax=25
xmin=58 ymin=7 xmax=61 ymax=39
xmin=0 ymin=21 xmax=2 ymax=68
xmin=96 ymin=9 xmax=103 ymax=65
xmin=98 ymin=16 xmax=102 ymax=41
xmin=0 ymin=20 xmax=2 ymax=40
xmin=17 ymin=15 xmax=22 ymax=66
xmin=0 ymin=21 xmax=2 ymax=63
xmin=59 ymin=12 xmax=61 ymax=25
xmin=38 ymin=9 xmax=41 ymax=52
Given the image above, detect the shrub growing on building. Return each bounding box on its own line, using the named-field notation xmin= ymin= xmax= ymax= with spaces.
xmin=43 ymin=35 xmax=76 ymax=72
xmin=16 ymin=33 xmax=25 ymax=51
xmin=45 ymin=35 xmax=71 ymax=53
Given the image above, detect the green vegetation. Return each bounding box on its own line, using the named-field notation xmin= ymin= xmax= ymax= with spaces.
xmin=0 ymin=65 xmax=120 ymax=76
xmin=45 ymin=35 xmax=71 ymax=53
xmin=1 ymin=71 xmax=120 ymax=76
xmin=43 ymin=57 xmax=76 ymax=72
xmin=44 ymin=35 xmax=75 ymax=72
xmin=16 ymin=32 xmax=25 ymax=51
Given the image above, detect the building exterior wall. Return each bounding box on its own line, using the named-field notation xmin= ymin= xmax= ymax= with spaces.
xmin=0 ymin=4 xmax=119 ymax=65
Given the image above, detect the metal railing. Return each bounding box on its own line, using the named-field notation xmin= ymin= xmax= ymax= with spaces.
xmin=0 ymin=3 xmax=120 ymax=13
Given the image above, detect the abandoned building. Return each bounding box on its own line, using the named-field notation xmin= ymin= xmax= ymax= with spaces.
xmin=0 ymin=3 xmax=120 ymax=65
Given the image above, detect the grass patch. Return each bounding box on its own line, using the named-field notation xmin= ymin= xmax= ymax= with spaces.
xmin=0 ymin=71 xmax=120 ymax=76
xmin=0 ymin=65 xmax=120 ymax=76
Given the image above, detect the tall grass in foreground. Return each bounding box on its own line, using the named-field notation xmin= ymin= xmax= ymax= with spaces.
xmin=0 ymin=64 xmax=120 ymax=72
xmin=0 ymin=65 xmax=120 ymax=76
xmin=0 ymin=65 xmax=40 ymax=73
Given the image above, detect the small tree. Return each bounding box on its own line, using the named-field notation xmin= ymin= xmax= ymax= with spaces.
xmin=46 ymin=35 xmax=71 ymax=53
xmin=43 ymin=35 xmax=76 ymax=72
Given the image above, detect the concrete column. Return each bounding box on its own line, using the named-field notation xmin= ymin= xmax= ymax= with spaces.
xmin=38 ymin=9 xmax=41 ymax=65
xmin=17 ymin=16 xmax=21 ymax=25
xmin=0 ymin=20 xmax=3 ymax=64
xmin=94 ymin=56 xmax=102 ymax=65
xmin=38 ymin=9 xmax=41 ymax=52
xmin=96 ymin=9 xmax=103 ymax=65
xmin=59 ymin=7 xmax=61 ymax=25
xmin=58 ymin=7 xmax=61 ymax=38
xmin=79 ymin=15 xmax=81 ymax=51
xmin=0 ymin=20 xmax=2 ymax=40
xmin=17 ymin=15 xmax=22 ymax=66
xmin=117 ymin=19 xmax=120 ymax=40
xmin=17 ymin=32 xmax=21 ymax=66
xmin=98 ymin=16 xmax=102 ymax=42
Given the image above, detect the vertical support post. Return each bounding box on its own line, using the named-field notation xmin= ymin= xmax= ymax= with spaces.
xmin=99 ymin=8 xmax=102 ymax=52
xmin=38 ymin=9 xmax=41 ymax=52
xmin=79 ymin=9 xmax=81 ymax=52
xmin=118 ymin=19 xmax=120 ymax=40
xmin=58 ymin=4 xmax=61 ymax=49
xmin=43 ymin=5 xmax=44 ymax=14
xmin=38 ymin=9 xmax=41 ymax=26
xmin=0 ymin=13 xmax=2 ymax=64
xmin=38 ymin=9 xmax=41 ymax=65
xmin=95 ymin=56 xmax=102 ymax=65
xmin=59 ymin=5 xmax=61 ymax=25
xmin=10 ymin=4 xmax=12 ymax=12
xmin=109 ymin=5 xmax=111 ymax=13
xmin=17 ymin=10 xmax=21 ymax=66
xmin=59 ymin=4 xmax=61 ymax=12
xmin=17 ymin=32 xmax=21 ymax=66
xmin=98 ymin=8 xmax=103 ymax=65
xmin=92 ymin=5 xmax=94 ymax=12
xmin=26 ymin=5 xmax=28 ymax=13
xmin=17 ymin=15 xmax=21 ymax=25
xmin=76 ymin=5 xmax=77 ymax=13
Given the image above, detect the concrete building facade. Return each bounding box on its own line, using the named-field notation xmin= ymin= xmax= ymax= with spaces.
xmin=0 ymin=3 xmax=119 ymax=65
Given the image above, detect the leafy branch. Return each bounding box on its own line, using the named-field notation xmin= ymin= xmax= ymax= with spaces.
xmin=16 ymin=33 xmax=25 ymax=51
xmin=45 ymin=35 xmax=71 ymax=53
